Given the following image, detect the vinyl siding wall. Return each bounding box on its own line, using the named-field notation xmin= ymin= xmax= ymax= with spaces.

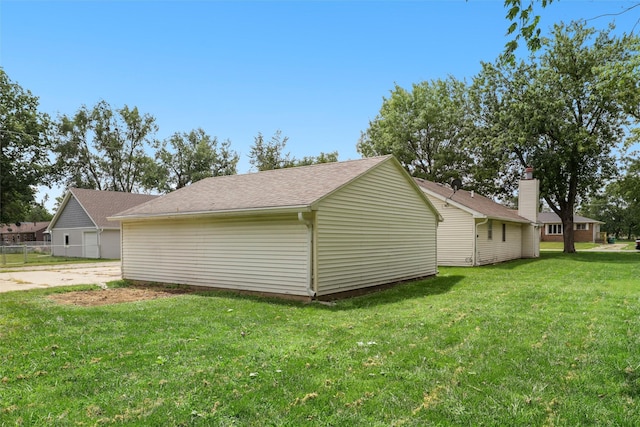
xmin=475 ymin=220 xmax=523 ymax=265
xmin=121 ymin=215 xmax=311 ymax=296
xmin=314 ymin=162 xmax=438 ymax=296
xmin=51 ymin=196 xmax=99 ymax=258
xmin=518 ymin=179 xmax=539 ymax=222
xmin=53 ymin=197 xmax=94 ymax=228
xmin=51 ymin=229 xmax=86 ymax=257
xmin=521 ymin=225 xmax=540 ymax=258
xmin=424 ymin=195 xmax=475 ymax=266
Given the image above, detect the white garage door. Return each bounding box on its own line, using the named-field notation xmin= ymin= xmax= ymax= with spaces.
xmin=83 ymin=231 xmax=99 ymax=259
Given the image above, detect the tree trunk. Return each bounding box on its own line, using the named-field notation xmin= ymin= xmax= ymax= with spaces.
xmin=561 ymin=212 xmax=576 ymax=253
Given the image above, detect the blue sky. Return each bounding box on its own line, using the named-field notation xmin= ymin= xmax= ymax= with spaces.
xmin=1 ymin=0 xmax=638 ymax=208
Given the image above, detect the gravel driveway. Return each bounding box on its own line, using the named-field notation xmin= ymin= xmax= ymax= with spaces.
xmin=0 ymin=262 xmax=122 ymax=293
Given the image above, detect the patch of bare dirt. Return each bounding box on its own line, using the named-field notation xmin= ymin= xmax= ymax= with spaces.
xmin=48 ymin=285 xmax=198 ymax=306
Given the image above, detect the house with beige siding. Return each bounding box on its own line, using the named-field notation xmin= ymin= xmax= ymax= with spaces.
xmin=110 ymin=155 xmax=442 ymax=300
xmin=539 ymin=212 xmax=604 ymax=243
xmin=47 ymin=188 xmax=158 ymax=259
xmin=415 ymin=172 xmax=540 ymax=266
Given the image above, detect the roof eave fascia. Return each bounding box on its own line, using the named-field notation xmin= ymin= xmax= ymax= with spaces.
xmin=108 ymin=204 xmax=313 ymax=222
xmin=424 ymin=189 xmax=479 ymax=218
xmin=473 ymin=214 xmax=532 ymax=224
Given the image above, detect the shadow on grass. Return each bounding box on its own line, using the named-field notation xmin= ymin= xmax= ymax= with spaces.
xmin=477 ymin=257 xmax=541 ymax=270
xmin=329 ymin=274 xmax=464 ymax=310
xmin=107 ymin=274 xmax=465 ymax=311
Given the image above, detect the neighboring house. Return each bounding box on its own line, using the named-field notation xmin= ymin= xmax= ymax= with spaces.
xmin=110 ymin=155 xmax=443 ymax=300
xmin=539 ymin=212 xmax=604 ymax=243
xmin=415 ymin=171 xmax=540 ymax=266
xmin=0 ymin=222 xmax=50 ymax=245
xmin=47 ymin=188 xmax=158 ymax=259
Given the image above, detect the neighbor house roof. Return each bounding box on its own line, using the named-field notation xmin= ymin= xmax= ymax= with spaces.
xmin=112 ymin=156 xmax=442 ymax=221
xmin=538 ymin=212 xmax=604 ymax=224
xmin=48 ymin=188 xmax=159 ymax=230
xmin=0 ymin=221 xmax=50 ymax=234
xmin=415 ymin=178 xmax=531 ymax=224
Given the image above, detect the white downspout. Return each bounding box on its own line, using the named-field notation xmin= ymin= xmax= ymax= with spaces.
xmin=474 ymin=218 xmax=489 ymax=266
xmin=298 ymin=212 xmax=316 ymax=297
xmin=97 ymin=227 xmax=102 ymax=259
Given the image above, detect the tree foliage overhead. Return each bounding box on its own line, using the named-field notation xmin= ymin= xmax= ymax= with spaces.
xmin=502 ymin=0 xmax=555 ymax=61
xmin=151 ymin=128 xmax=239 ymax=193
xmin=53 ymin=100 xmax=158 ymax=193
xmin=471 ymin=21 xmax=640 ymax=252
xmin=357 ymin=77 xmax=471 ymax=184
xmin=0 ymin=69 xmax=51 ymax=224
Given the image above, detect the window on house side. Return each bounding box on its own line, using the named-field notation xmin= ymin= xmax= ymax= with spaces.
xmin=575 ymin=223 xmax=587 ymax=231
xmin=488 ymin=220 xmax=493 ymax=240
xmin=547 ymin=224 xmax=563 ymax=235
xmin=64 ymin=235 xmax=70 ymax=246
xmin=502 ymin=223 xmax=506 ymax=242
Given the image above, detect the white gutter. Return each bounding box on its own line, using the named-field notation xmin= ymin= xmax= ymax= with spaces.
xmin=97 ymin=227 xmax=102 ymax=259
xmin=474 ymin=218 xmax=489 ymax=266
xmin=298 ymin=212 xmax=316 ymax=298
xmin=108 ymin=205 xmax=312 ymax=222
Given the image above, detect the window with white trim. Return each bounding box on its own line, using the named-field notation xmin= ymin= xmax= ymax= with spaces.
xmin=575 ymin=223 xmax=588 ymax=231
xmin=488 ymin=220 xmax=493 ymax=240
xmin=502 ymin=223 xmax=506 ymax=242
xmin=547 ymin=224 xmax=563 ymax=235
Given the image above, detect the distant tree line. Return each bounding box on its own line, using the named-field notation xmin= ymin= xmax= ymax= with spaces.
xmin=0 ymin=71 xmax=339 ymax=224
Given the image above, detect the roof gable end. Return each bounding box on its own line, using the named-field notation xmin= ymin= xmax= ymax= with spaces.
xmin=48 ymin=188 xmax=159 ymax=230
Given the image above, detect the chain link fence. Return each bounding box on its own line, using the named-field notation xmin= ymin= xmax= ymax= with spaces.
xmin=0 ymin=242 xmax=57 ymax=266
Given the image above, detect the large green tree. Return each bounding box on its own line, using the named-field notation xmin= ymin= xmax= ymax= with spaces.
xmin=581 ymin=182 xmax=634 ymax=239
xmin=53 ymin=101 xmax=157 ymax=193
xmin=357 ymin=77 xmax=471 ymax=184
xmin=0 ymin=69 xmax=51 ymax=224
xmin=471 ymin=21 xmax=640 ymax=252
xmin=151 ymin=128 xmax=239 ymax=193
xmin=586 ymin=157 xmax=640 ymax=239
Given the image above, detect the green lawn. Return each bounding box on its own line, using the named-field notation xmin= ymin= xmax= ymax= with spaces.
xmin=540 ymin=241 xmax=640 ymax=251
xmin=0 ymin=253 xmax=115 ymax=268
xmin=1 ymin=252 xmax=638 ymax=426
xmin=539 ymin=241 xmax=601 ymax=250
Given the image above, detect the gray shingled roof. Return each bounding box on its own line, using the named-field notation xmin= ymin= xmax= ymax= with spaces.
xmin=538 ymin=212 xmax=604 ymax=224
xmin=415 ymin=178 xmax=531 ymax=223
xmin=112 ymin=156 xmax=395 ymax=219
xmin=57 ymin=188 xmax=159 ymax=229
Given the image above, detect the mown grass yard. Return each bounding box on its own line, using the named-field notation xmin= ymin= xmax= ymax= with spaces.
xmin=1 ymin=252 xmax=638 ymax=426
xmin=0 ymin=253 xmax=115 ymax=269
